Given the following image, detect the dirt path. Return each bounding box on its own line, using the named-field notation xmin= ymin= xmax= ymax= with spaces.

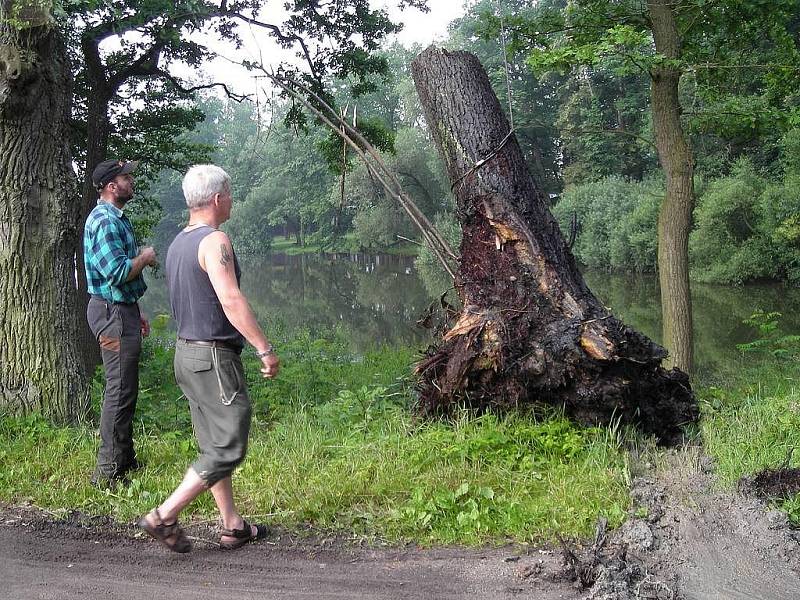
xmin=3 ymin=448 xmax=799 ymax=600
xmin=575 ymin=449 xmax=800 ymax=600
xmin=675 ymin=494 xmax=800 ymax=600
xmin=0 ymin=508 xmax=577 ymax=600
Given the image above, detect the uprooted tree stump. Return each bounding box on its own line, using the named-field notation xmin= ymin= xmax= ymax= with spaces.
xmin=410 ymin=47 xmax=698 ymax=443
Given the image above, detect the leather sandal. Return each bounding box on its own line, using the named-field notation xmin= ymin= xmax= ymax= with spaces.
xmin=219 ymin=519 xmax=268 ymax=549
xmin=138 ymin=508 xmax=192 ymax=553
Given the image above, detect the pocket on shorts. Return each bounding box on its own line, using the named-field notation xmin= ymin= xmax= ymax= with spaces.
xmin=185 ymin=358 xmax=213 ymax=373
xmin=217 ymin=355 xmax=244 ymax=401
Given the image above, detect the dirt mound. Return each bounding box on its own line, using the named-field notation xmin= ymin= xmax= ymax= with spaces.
xmin=744 ymin=466 xmax=800 ymax=500
xmin=547 ymin=449 xmax=800 ymax=600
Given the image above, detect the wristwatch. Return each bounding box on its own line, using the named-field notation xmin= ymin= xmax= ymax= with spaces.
xmin=255 ymin=343 xmax=275 ymax=358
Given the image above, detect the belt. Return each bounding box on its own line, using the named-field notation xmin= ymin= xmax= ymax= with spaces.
xmin=90 ymin=294 xmax=137 ymax=306
xmin=178 ymin=338 xmax=242 ymax=354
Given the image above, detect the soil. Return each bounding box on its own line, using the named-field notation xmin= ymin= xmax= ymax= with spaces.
xmin=2 ymin=448 xmax=799 ymax=600
xmin=0 ymin=506 xmax=576 ymax=600
xmin=557 ymin=447 xmax=800 ymax=600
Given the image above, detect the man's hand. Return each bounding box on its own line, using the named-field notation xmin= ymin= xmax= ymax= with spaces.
xmin=140 ymin=316 xmax=150 ymax=338
xmin=139 ymin=246 xmax=157 ymax=267
xmin=126 ymin=246 xmax=158 ymax=282
xmin=259 ymin=353 xmax=280 ymax=379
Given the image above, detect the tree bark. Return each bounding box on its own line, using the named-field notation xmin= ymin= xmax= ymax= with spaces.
xmin=0 ymin=10 xmax=89 ymax=419
xmin=411 ymin=47 xmax=697 ymax=443
xmin=648 ymin=0 xmax=694 ymax=373
xmin=75 ymin=35 xmax=115 ymax=376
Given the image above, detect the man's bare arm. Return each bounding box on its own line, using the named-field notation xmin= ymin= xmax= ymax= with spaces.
xmin=200 ymin=231 xmax=272 ymax=354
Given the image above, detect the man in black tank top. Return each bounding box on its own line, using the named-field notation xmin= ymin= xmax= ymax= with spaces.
xmin=137 ymin=164 xmax=280 ymax=552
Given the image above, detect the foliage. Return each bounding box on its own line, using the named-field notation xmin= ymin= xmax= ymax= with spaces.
xmin=554 ymin=65 xmax=657 ymax=185
xmin=346 ymin=124 xmax=450 ymax=251
xmin=736 ymin=311 xmax=800 ymax=360
xmin=316 ymin=117 xmax=396 ymax=176
xmin=55 ymin=0 xmax=433 ymax=244
xmin=557 ymin=155 xmax=800 ymax=285
xmin=0 ymin=334 xmax=630 ymax=544
xmin=478 ymin=0 xmax=800 ymax=189
xmin=333 ymin=48 xmax=451 ymax=251
xmin=690 ymin=158 xmax=800 ymax=285
xmin=352 ymin=202 xmax=405 ymax=249
xmin=700 ymin=356 xmax=800 ymax=524
xmin=553 ymin=176 xmax=661 ymax=272
xmin=0 ymin=0 xmax=52 ymax=30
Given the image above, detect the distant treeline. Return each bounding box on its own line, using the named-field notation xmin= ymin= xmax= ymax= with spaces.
xmin=141 ymin=0 xmax=800 ymax=286
xmin=553 ymin=153 xmax=800 ymax=285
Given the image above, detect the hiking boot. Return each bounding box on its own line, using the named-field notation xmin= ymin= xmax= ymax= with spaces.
xmin=90 ymin=467 xmax=130 ymax=490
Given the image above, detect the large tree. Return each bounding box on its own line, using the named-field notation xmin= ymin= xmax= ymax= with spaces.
xmin=1 ymin=1 xmax=86 ymax=419
xmin=66 ymin=0 xmax=429 ymax=370
xmin=1 ymin=0 xmax=429 ymax=419
xmin=410 ymin=47 xmax=697 ymax=442
xmin=487 ymin=0 xmax=800 ymax=372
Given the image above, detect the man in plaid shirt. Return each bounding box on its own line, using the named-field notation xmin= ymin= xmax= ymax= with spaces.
xmin=84 ymin=159 xmax=157 ymax=487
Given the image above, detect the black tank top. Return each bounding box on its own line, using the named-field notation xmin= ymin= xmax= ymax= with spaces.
xmin=165 ymin=226 xmax=245 ymax=349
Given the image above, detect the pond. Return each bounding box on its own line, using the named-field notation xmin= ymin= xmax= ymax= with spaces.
xmin=140 ymin=251 xmax=800 ymax=375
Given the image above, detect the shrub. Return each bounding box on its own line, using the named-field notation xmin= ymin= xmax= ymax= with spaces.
xmin=553 ymin=176 xmax=661 ymax=272
xmin=690 ymin=159 xmax=800 ymax=285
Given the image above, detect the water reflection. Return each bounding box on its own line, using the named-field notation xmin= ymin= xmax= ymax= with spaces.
xmin=141 ymin=253 xmax=800 ymax=372
xmin=141 ymin=252 xmax=435 ymax=352
xmin=583 ymin=271 xmax=800 ymax=375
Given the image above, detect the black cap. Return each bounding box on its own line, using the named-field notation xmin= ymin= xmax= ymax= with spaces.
xmin=92 ymin=159 xmax=139 ymax=189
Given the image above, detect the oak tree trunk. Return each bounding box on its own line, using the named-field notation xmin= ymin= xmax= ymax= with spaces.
xmin=648 ymin=0 xmax=694 ymax=373
xmin=0 ymin=11 xmax=89 ymax=419
xmin=411 ymin=47 xmax=697 ymax=443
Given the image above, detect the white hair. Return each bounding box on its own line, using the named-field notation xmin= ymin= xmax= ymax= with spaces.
xmin=182 ymin=164 xmax=231 ymax=209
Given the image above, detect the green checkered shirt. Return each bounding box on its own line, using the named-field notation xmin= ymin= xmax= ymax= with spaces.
xmin=83 ymin=201 xmax=147 ymax=303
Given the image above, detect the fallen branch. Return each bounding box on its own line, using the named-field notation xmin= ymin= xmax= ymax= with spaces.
xmin=262 ymin=71 xmax=458 ymax=281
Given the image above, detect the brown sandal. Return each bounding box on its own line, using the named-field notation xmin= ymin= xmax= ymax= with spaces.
xmin=138 ymin=508 xmax=192 ymax=553
xmin=219 ymin=520 xmax=268 ymax=549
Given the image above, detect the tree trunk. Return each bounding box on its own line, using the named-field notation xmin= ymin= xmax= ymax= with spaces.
xmin=648 ymin=0 xmax=694 ymax=373
xmin=0 ymin=12 xmax=89 ymax=420
xmin=411 ymin=47 xmax=697 ymax=443
xmin=75 ymin=40 xmax=115 ymax=377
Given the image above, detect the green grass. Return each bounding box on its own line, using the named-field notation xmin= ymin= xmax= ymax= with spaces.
xmin=0 ymin=330 xmax=630 ymax=545
xmin=699 ymin=357 xmax=800 ymax=521
xmin=5 ymin=319 xmax=799 ymax=542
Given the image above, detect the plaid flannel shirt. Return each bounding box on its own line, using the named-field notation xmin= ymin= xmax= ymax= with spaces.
xmin=83 ymin=201 xmax=147 ymax=303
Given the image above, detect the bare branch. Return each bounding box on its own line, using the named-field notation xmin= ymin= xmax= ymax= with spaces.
xmin=265 ymin=72 xmax=458 ymax=280
xmin=108 ymin=40 xmax=166 ymax=92
xmin=208 ymin=10 xmax=322 ymax=84
xmin=560 ymin=126 xmax=657 ymax=151
xmin=156 ymin=69 xmax=250 ymax=102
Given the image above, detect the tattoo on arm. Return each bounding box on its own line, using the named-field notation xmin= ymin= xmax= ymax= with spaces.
xmin=220 ymin=244 xmax=231 ymax=268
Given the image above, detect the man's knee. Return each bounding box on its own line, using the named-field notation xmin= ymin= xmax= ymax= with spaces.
xmin=218 ymin=440 xmax=248 ymax=474
xmin=194 ymin=440 xmax=248 ymax=486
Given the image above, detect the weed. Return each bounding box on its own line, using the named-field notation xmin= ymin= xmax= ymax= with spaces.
xmin=700 ymin=332 xmax=800 ymax=523
xmin=0 ymin=333 xmax=630 ymax=545
xmin=737 ymin=310 xmax=800 ymax=360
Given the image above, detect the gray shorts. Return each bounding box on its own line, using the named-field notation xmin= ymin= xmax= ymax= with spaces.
xmin=174 ymin=339 xmax=252 ymax=486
